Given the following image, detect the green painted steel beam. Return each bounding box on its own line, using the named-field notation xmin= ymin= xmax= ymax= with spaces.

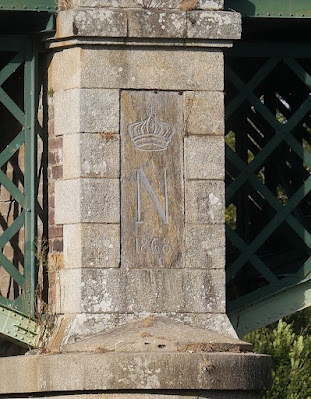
xmin=225 ymin=0 xmax=311 ymax=18
xmin=229 ymin=277 xmax=311 ymax=337
xmin=0 ymin=304 xmax=43 ymax=347
xmin=0 ymin=0 xmax=57 ymax=12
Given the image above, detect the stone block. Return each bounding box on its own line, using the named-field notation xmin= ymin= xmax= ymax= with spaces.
xmin=49 ymin=48 xmax=82 ymax=91
xmin=54 ymin=90 xmax=79 ymax=135
xmin=185 ymin=136 xmax=224 ymax=179
xmin=55 ymin=178 xmax=120 ymax=224
xmin=80 ymin=48 xmax=223 ymax=91
xmin=80 ymin=178 xmax=120 ymax=223
xmin=56 ymin=9 xmax=127 ymax=37
xmin=128 ymin=10 xmax=186 ymax=38
xmin=55 ymin=179 xmax=81 ymax=224
xmin=76 ymin=0 xmax=180 ymax=7
xmin=187 ymin=11 xmax=241 ymax=40
xmin=57 ymin=269 xmax=82 ymax=313
xmin=63 ymin=134 xmax=120 ymax=179
xmin=64 ymin=224 xmax=120 ymax=268
xmin=63 ymin=224 xmax=82 ymax=269
xmin=185 ymin=224 xmax=225 ymax=269
xmin=0 ymin=351 xmax=271 ymax=393
xmin=79 ymin=89 xmax=120 ymax=133
xmin=54 ymin=89 xmax=120 ymax=135
xmin=80 ymin=269 xmax=225 ymax=313
xmin=184 ymin=91 xmax=224 ymax=135
xmin=185 ymin=180 xmax=225 ymax=224
xmin=199 ymin=0 xmax=223 ymax=10
xmin=65 ymin=0 xmax=224 ymax=11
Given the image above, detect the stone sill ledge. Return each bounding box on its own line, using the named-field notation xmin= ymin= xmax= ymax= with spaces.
xmin=53 ymin=8 xmax=241 ymax=42
xmin=66 ymin=0 xmax=224 ymax=11
xmin=0 ymin=351 xmax=271 ymax=394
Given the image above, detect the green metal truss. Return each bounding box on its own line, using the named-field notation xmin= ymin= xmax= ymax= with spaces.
xmin=0 ymin=36 xmax=41 ymax=347
xmin=225 ymin=42 xmax=311 ymax=335
xmin=0 ymin=304 xmax=43 ymax=347
xmin=225 ymin=0 xmax=311 ymax=18
xmin=229 ymin=275 xmax=311 ymax=336
xmin=0 ymin=0 xmax=57 ymax=12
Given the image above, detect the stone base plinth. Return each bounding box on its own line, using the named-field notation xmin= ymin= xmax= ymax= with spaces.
xmin=0 ymin=317 xmax=270 ymax=398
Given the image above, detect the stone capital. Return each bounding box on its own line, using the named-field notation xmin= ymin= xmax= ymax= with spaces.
xmin=48 ymin=7 xmax=241 ymax=48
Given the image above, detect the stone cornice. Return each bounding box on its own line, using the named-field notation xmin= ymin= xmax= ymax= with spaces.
xmin=47 ymin=8 xmax=241 ymax=48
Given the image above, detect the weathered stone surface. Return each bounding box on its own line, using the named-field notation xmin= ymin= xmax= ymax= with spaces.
xmin=55 ymin=178 xmax=120 ymax=224
xmin=57 ymin=9 xmax=127 ymax=37
xmin=0 ymin=351 xmax=271 ymax=393
xmin=185 ymin=181 xmax=224 ymax=224
xmin=128 ymin=10 xmax=186 ymax=38
xmin=49 ymin=48 xmax=82 ymax=91
xmin=55 ymin=179 xmax=81 ymax=224
xmin=187 ymin=11 xmax=241 ymax=40
xmin=54 ymin=89 xmax=120 ymax=135
xmin=80 ymin=269 xmax=225 ymax=313
xmin=121 ymin=91 xmax=184 ymax=268
xmin=54 ymin=89 xmax=79 ymax=134
xmin=185 ymin=224 xmax=225 ymax=269
xmin=70 ymin=0 xmax=224 ymax=10
xmin=9 ymin=393 xmax=263 ymax=399
xmin=184 ymin=91 xmax=224 ymax=135
xmin=185 ymin=136 xmax=224 ymax=180
xmin=64 ymin=224 xmax=120 ymax=268
xmin=80 ymin=48 xmax=223 ymax=91
xmin=55 ymin=8 xmax=239 ymax=40
xmin=63 ymin=316 xmax=251 ymax=353
xmin=63 ymin=134 xmax=120 ymax=178
xmin=60 ymin=312 xmax=236 ymax=345
xmin=57 ymin=269 xmax=82 ymax=313
xmin=199 ymin=0 xmax=223 ymax=9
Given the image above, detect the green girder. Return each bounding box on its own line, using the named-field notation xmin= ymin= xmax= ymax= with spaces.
xmin=0 ymin=0 xmax=57 ymax=12
xmin=225 ymin=0 xmax=311 ymax=18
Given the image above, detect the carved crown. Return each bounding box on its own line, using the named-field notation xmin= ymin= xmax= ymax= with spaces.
xmin=128 ymin=107 xmax=175 ymax=152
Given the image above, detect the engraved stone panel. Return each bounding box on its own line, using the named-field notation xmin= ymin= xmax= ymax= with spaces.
xmin=121 ymin=91 xmax=184 ymax=268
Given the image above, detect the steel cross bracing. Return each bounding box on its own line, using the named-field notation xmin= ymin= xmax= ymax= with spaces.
xmin=225 ymin=42 xmax=311 ymax=336
xmin=0 ymin=36 xmax=41 ymax=347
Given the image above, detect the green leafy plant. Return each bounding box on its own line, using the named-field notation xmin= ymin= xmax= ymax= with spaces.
xmin=244 ymin=309 xmax=311 ymax=399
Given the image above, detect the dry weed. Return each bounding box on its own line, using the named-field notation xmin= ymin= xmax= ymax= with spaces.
xmin=179 ymin=0 xmax=198 ymax=10
xmin=58 ymin=0 xmax=73 ymax=11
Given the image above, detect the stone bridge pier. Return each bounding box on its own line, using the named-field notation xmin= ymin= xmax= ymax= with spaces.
xmin=0 ymin=1 xmax=270 ymax=398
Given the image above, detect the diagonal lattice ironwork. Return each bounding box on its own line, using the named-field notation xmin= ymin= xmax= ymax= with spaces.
xmin=0 ymin=37 xmax=37 ymax=318
xmin=225 ymin=44 xmax=311 ymax=313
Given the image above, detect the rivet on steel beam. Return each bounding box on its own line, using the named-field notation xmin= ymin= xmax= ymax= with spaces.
xmin=267 ymin=13 xmax=270 ymax=16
